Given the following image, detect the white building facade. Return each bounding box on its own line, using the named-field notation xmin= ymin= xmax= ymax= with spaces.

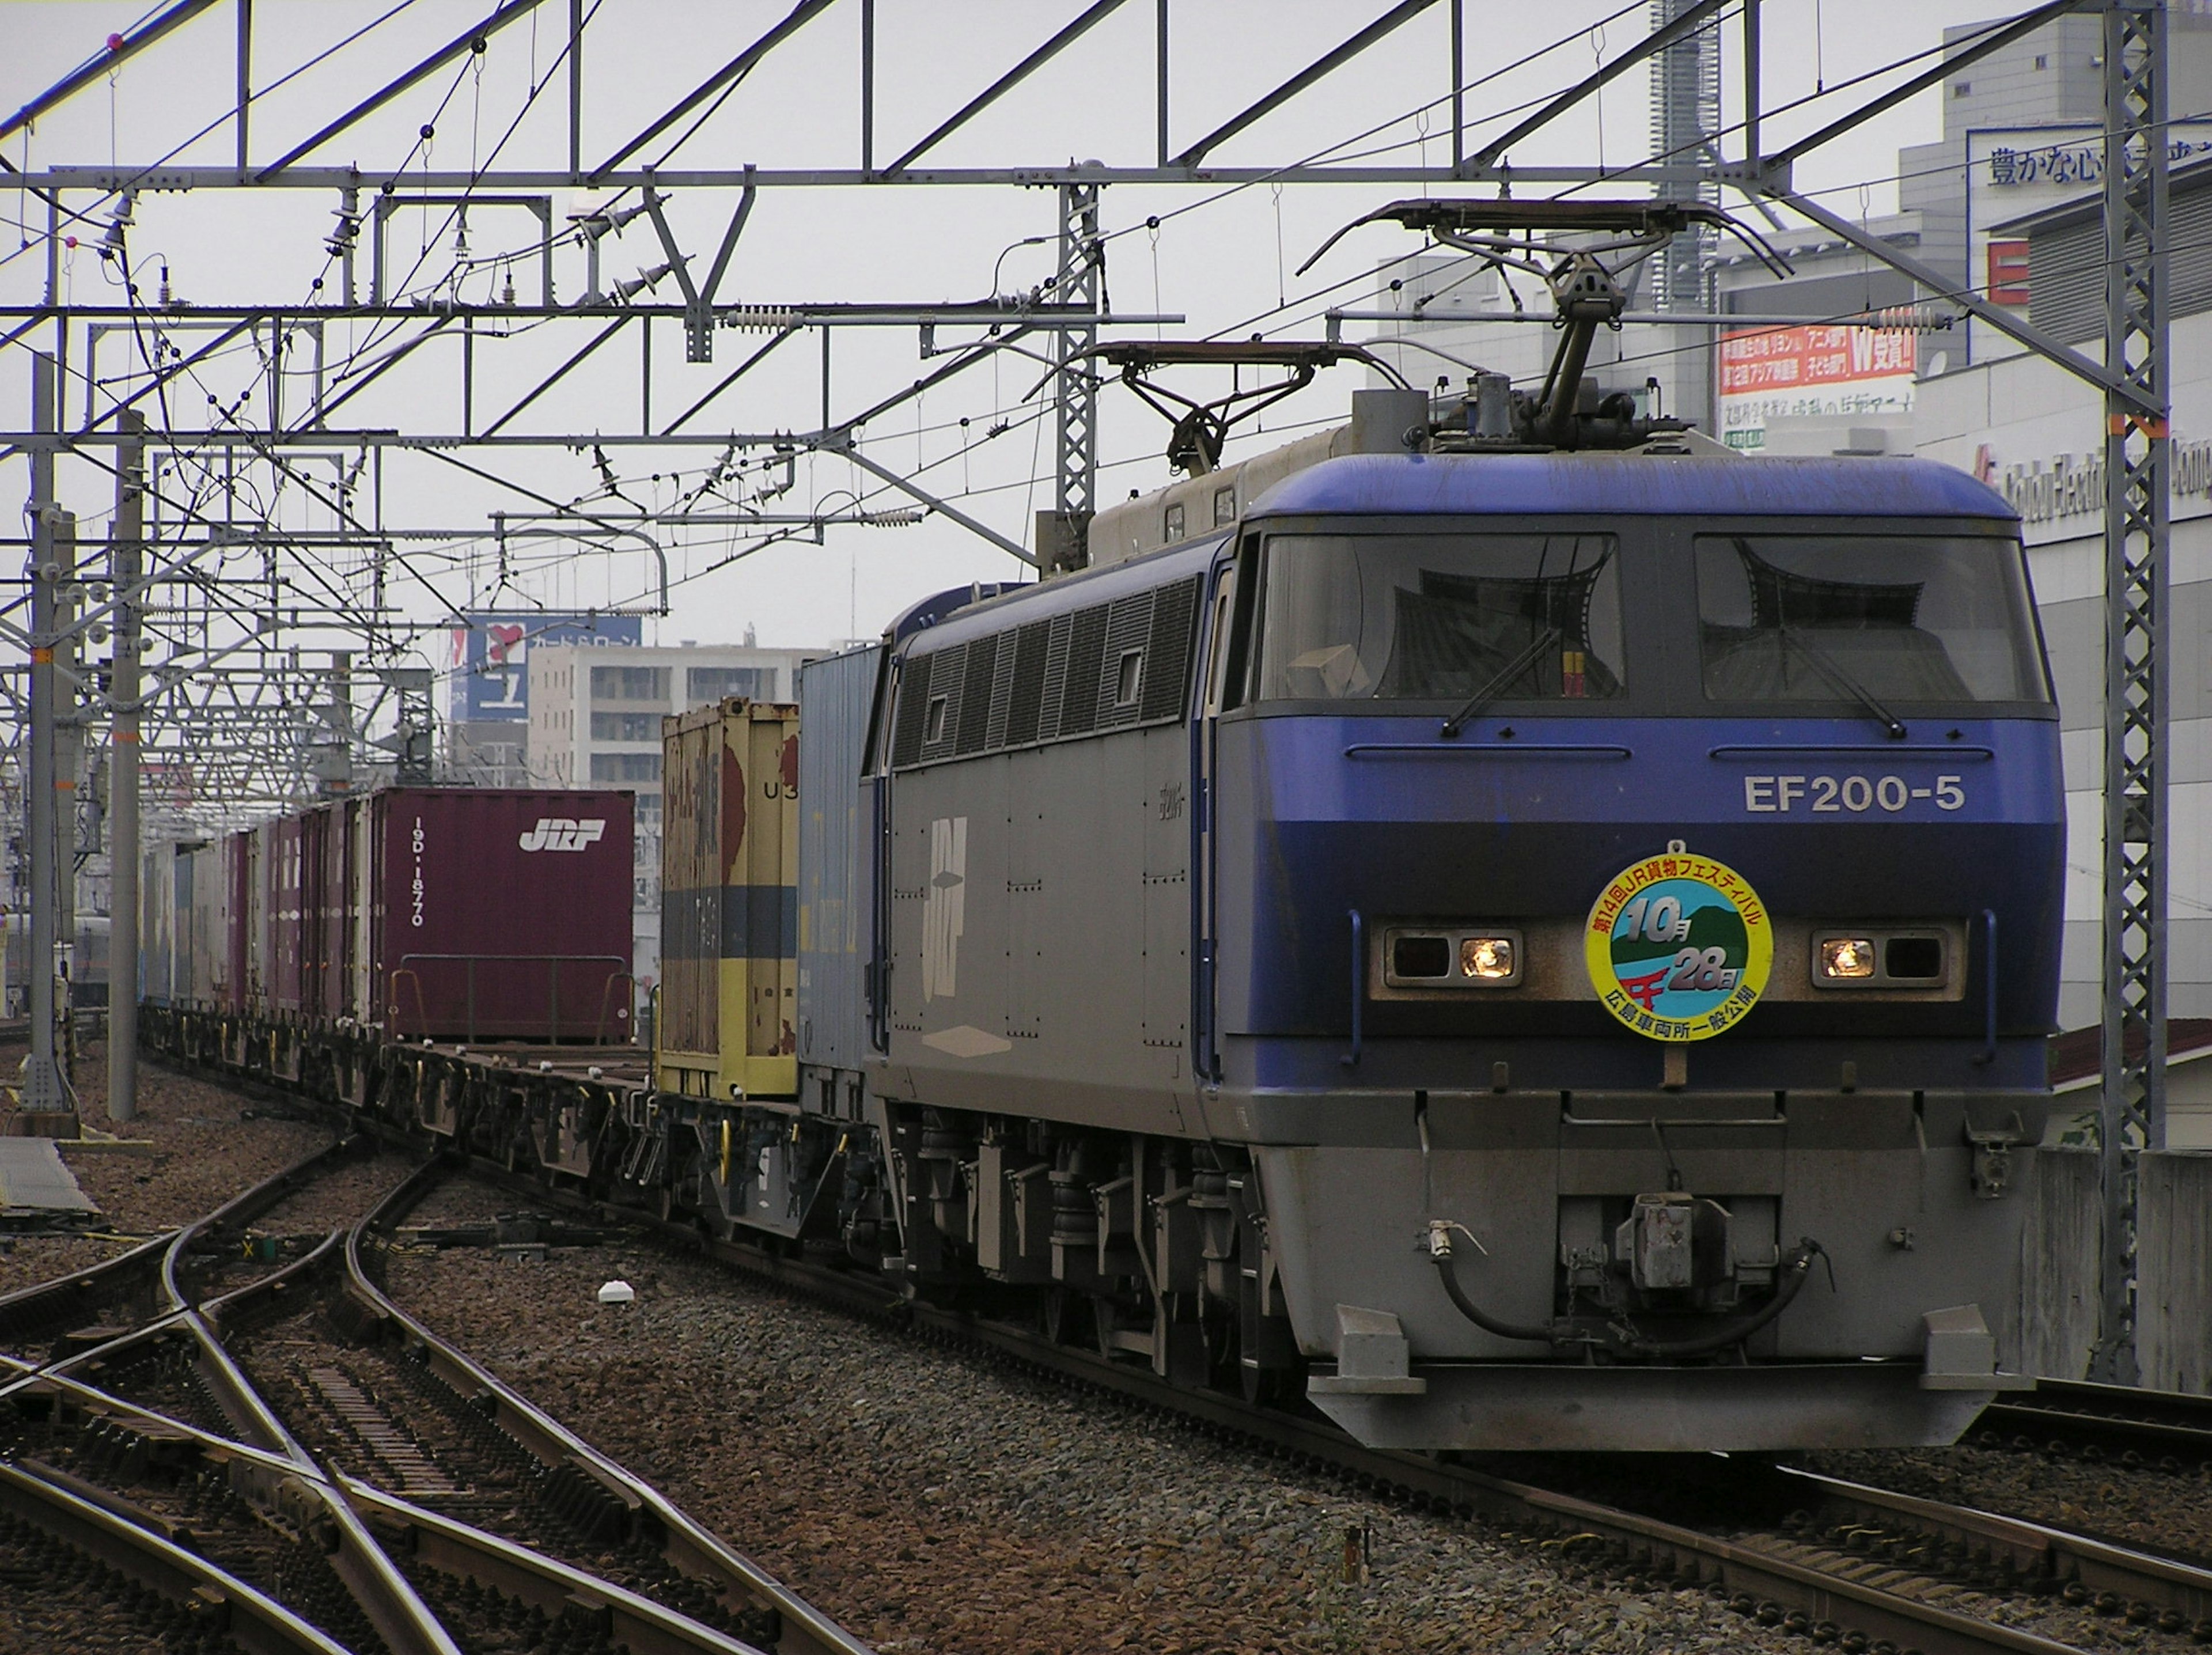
xmin=1914 ymin=309 xmax=2212 ymax=1029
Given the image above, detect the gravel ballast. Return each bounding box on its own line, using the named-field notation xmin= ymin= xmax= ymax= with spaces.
xmin=385 ymin=1233 xmax=1809 ymax=1655
xmin=0 ymin=1043 xmax=329 ymax=1296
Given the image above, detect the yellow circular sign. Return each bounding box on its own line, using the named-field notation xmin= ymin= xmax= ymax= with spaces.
xmin=1585 ymin=851 xmax=1773 ymax=1042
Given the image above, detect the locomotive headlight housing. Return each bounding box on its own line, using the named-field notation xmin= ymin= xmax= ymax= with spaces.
xmin=1818 ymin=937 xmax=1877 ymax=980
xmin=1461 ymin=936 xmax=1516 ymax=979
xmin=1383 ymin=926 xmax=1524 ymax=989
xmin=1812 ymin=927 xmax=1950 ymax=989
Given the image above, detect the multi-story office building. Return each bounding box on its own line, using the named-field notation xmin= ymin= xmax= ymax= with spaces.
xmin=527 ymin=641 xmax=824 ymax=990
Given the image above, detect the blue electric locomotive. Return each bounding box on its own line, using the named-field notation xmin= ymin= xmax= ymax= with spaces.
xmin=825 ymin=416 xmax=2060 ymax=1452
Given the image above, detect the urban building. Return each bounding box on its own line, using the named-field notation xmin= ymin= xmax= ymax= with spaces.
xmin=527 ymin=640 xmax=825 ymax=990
xmin=1914 ymin=170 xmax=2212 ymax=1028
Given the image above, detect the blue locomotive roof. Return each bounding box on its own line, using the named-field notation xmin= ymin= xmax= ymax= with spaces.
xmin=1245 ymin=453 xmax=2016 ymax=522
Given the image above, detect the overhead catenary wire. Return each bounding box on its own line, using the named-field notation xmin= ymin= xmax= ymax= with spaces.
xmin=3 ymin=1 xmax=2160 ymax=805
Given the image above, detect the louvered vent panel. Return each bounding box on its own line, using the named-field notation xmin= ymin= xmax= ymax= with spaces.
xmin=1140 ymin=575 xmax=1203 ymax=722
xmin=1005 ymin=620 xmax=1051 ymax=747
xmin=919 ymin=640 xmax=967 ymax=762
xmin=1095 ymin=591 xmax=1157 ymax=729
xmin=1058 ymin=604 xmax=1111 ymax=735
xmin=891 ymin=653 xmax=933 ymax=768
xmin=984 ymin=626 xmax=1019 ymax=751
xmin=956 ymin=634 xmax=998 ymax=755
xmin=1036 ymin=613 xmax=1074 ymax=742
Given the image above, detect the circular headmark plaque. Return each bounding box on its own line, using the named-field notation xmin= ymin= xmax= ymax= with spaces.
xmin=1585 ymin=850 xmax=1772 ymax=1042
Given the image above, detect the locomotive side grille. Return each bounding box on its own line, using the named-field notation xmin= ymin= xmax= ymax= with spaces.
xmin=1059 ymin=603 xmax=1111 ymax=735
xmin=919 ymin=640 xmax=968 ymax=763
xmin=1036 ymin=612 xmax=1074 ymax=743
xmin=956 ymin=634 xmax=999 ymax=755
xmin=1140 ymin=575 xmax=1203 ymax=723
xmin=984 ymin=625 xmax=1020 ymax=751
xmin=1095 ymin=590 xmax=1157 ymax=730
xmin=891 ymin=652 xmax=933 ymax=768
xmin=1005 ymin=619 xmax=1052 ymax=747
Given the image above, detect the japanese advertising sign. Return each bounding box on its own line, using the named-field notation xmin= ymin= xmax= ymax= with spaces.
xmin=1717 ymin=324 xmax=1916 ymax=453
xmin=445 ymin=612 xmax=641 ymax=721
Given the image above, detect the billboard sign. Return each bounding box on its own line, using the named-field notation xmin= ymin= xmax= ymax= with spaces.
xmin=1716 ymin=324 xmax=1917 ymax=452
xmin=445 ymin=612 xmax=641 ymax=721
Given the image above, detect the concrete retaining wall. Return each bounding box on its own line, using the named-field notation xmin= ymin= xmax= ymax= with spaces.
xmin=2141 ymin=1150 xmax=2212 ymax=1395
xmin=2021 ymin=1146 xmax=2100 ymax=1382
xmin=2021 ymin=1145 xmax=2212 ymax=1392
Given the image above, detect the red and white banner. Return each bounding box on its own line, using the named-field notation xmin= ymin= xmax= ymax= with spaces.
xmin=1717 ymin=325 xmax=1917 ymax=452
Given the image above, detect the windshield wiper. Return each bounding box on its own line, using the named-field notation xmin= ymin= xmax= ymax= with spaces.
xmin=1779 ymin=626 xmax=1907 ymax=739
xmin=1441 ymin=627 xmax=1560 ymax=738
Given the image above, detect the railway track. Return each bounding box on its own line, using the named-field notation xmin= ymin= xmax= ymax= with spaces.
xmin=0 ymin=1128 xmax=874 ymax=1655
xmin=132 ymin=1053 xmax=2212 ymax=1655
xmin=1972 ymin=1379 xmax=2212 ymax=1472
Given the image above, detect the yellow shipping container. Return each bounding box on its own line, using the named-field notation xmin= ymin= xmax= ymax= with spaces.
xmin=656 ymin=699 xmax=800 ymax=1100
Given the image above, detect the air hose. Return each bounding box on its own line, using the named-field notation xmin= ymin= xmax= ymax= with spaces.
xmin=1427 ymin=1220 xmax=1828 ymax=1359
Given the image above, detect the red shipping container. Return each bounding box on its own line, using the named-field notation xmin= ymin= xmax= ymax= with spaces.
xmin=366 ymin=788 xmax=634 ymax=1042
xmin=310 ymin=801 xmax=351 ymax=1022
xmin=265 ymin=812 xmax=309 ymax=1016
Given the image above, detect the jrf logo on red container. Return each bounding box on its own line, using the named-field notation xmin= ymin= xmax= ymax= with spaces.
xmin=518 ymin=818 xmax=608 ymax=853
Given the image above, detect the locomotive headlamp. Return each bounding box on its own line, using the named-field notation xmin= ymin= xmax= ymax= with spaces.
xmin=1817 ymin=937 xmax=1877 ymax=980
xmin=1460 ymin=937 xmax=1515 ymax=979
xmin=1381 ymin=925 xmax=1524 ymax=989
xmin=1809 ymin=927 xmax=1952 ymax=989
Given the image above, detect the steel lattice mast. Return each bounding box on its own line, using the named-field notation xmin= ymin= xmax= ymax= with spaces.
xmin=2093 ymin=0 xmax=2171 ymax=1387
xmin=1050 ymin=182 xmax=1104 ymax=573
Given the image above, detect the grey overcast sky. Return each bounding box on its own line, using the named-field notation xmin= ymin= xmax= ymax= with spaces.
xmin=3 ymin=1 xmax=2041 ymax=662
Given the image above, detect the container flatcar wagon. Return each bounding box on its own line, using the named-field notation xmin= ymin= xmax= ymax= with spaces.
xmin=143 ymin=787 xmax=636 ymax=1104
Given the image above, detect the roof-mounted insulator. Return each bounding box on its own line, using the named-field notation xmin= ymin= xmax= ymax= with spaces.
xmin=724 ymin=305 xmax=801 ymax=332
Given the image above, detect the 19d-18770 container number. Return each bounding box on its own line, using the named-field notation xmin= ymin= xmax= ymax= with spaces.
xmin=1741 ymin=774 xmax=1966 ymax=813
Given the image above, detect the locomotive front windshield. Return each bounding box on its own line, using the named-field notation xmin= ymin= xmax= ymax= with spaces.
xmin=1256 ymin=532 xmax=1625 ymax=702
xmin=1696 ymin=533 xmax=2048 ymax=705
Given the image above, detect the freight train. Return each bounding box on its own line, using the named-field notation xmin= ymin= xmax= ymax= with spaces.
xmin=142 ymin=381 xmax=2061 ymax=1453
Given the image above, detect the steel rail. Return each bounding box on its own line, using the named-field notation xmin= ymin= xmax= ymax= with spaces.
xmin=0 ymin=1459 xmax=355 ymax=1655
xmin=147 ymin=1158 xmax=467 ymax=1655
xmin=0 ymin=1146 xmax=466 ymax=1655
xmin=0 ymin=1120 xmax=353 ymax=1354
xmin=1769 ymin=1463 xmax=2212 ymax=1635
xmin=1976 ymin=1376 xmax=2212 ymax=1466
xmin=9 ymin=1316 xmax=839 ymax=1655
xmin=13 ymin=1126 xmax=863 ymax=1654
xmin=0 ymin=1225 xmax=178 ymax=1354
xmin=349 ymin=1159 xmax=878 ymax=1655
xmin=159 ymin=1135 xmax=374 ymax=1312
xmin=343 ymin=1479 xmax=783 ymax=1655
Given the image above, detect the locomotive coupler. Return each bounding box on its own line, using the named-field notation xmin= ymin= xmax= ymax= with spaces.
xmin=1428 ymin=1216 xmax=1829 ymax=1360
